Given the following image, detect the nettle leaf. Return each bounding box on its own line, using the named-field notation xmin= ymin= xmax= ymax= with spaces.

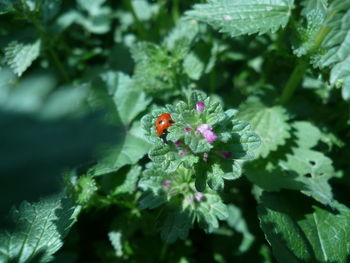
xmin=258 ymin=192 xmax=350 ymax=263
xmin=87 ymin=71 xmax=151 ymax=175
xmin=237 ymin=96 xmax=290 ymax=158
xmin=292 ymin=121 xmax=322 ymax=149
xmin=311 ymin=2 xmax=350 ymax=99
xmin=196 ymin=193 xmax=229 ymax=233
xmin=163 ymin=18 xmax=200 ymax=59
xmin=247 ymin=146 xmax=337 ymax=206
xmin=158 ymin=208 xmax=194 ymax=244
xmin=293 ymin=8 xmax=326 ymax=57
xmin=183 ymin=52 xmax=204 ymax=80
xmin=279 ymin=148 xmax=336 ymax=206
xmin=75 ymin=175 xmax=98 ymax=204
xmin=101 ymin=71 xmax=151 ymax=126
xmin=186 ymin=0 xmax=293 ymax=38
xmin=4 ymin=40 xmax=41 ymax=76
xmin=112 ymin=165 xmax=141 ymax=196
xmin=131 ymin=42 xmax=179 ymax=94
xmin=228 ymin=120 xmax=261 ymax=160
xmin=0 ymin=195 xmax=77 ymax=263
xmin=91 ymin=121 xmax=151 ymax=175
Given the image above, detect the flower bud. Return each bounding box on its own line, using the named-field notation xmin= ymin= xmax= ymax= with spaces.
xmin=196 ymin=101 xmax=205 ymax=113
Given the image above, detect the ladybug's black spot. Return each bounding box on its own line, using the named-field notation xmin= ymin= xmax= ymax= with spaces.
xmin=169 ymin=120 xmax=174 ymax=124
xmin=159 ymin=120 xmax=164 ymax=125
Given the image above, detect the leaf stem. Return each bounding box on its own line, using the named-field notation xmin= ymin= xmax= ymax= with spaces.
xmin=279 ymin=61 xmax=307 ymax=105
xmin=48 ymin=47 xmax=71 ymax=83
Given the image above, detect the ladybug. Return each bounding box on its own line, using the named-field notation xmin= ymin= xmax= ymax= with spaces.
xmin=155 ymin=113 xmax=174 ymax=142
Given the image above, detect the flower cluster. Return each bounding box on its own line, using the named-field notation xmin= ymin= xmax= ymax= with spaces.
xmin=139 ymin=90 xmax=260 ymax=242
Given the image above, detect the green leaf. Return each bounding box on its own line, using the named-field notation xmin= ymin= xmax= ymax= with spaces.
xmin=75 ymin=175 xmax=98 ymax=204
xmin=4 ymin=40 xmax=41 ymax=76
xmin=208 ymin=164 xmax=225 ymax=191
xmin=237 ymin=96 xmax=290 ymax=158
xmin=158 ymin=208 xmax=193 ymax=243
xmin=293 ymin=121 xmax=322 ymax=149
xmin=226 ymin=204 xmax=254 ymax=253
xmin=312 ymin=3 xmax=350 ymax=100
xmin=112 ymin=165 xmax=141 ymax=196
xmin=100 ymin=71 xmax=151 ymax=126
xmin=131 ymin=0 xmax=159 ymax=21
xmin=247 ymin=146 xmax=336 ymax=206
xmin=0 ymin=195 xmax=77 ymax=263
xmin=183 ymin=52 xmax=204 ymax=80
xmin=90 ymin=121 xmax=151 ymax=175
xmin=196 ymin=194 xmax=229 ymax=233
xmin=108 ymin=231 xmax=123 ymax=257
xmin=279 ymin=148 xmax=336 ymax=206
xmin=258 ymin=191 xmax=350 ymax=263
xmin=228 ymin=120 xmax=261 ymax=160
xmin=131 ymin=42 xmax=179 ymax=94
xmin=186 ymin=0 xmax=293 ymax=38
xmin=163 ymin=18 xmax=200 ymax=59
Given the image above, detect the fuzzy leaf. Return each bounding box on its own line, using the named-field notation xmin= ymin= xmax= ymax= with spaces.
xmin=186 ymin=0 xmax=293 ymax=38
xmin=258 ymin=191 xmax=350 ymax=263
xmin=247 ymin=147 xmax=337 ymax=206
xmin=0 ymin=195 xmax=76 ymax=263
xmin=183 ymin=52 xmax=204 ymax=80
xmin=279 ymin=148 xmax=335 ymax=206
xmin=90 ymin=121 xmax=151 ymax=175
xmin=158 ymin=209 xmax=193 ymax=243
xmin=237 ymin=97 xmax=290 ymax=158
xmin=4 ymin=40 xmax=41 ymax=76
xmin=131 ymin=42 xmax=179 ymax=94
xmin=101 ymin=71 xmax=151 ymax=126
xmin=196 ymin=194 xmax=229 ymax=233
xmin=312 ymin=2 xmax=350 ymax=99
xmin=112 ymin=165 xmax=141 ymax=196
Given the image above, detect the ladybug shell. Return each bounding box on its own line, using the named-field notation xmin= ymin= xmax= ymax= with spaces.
xmin=155 ymin=113 xmax=174 ymax=136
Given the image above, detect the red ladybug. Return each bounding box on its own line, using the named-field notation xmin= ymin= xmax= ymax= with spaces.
xmin=155 ymin=113 xmax=174 ymax=141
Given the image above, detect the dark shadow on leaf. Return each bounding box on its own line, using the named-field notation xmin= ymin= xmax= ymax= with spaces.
xmin=0 ymin=109 xmax=123 ymax=218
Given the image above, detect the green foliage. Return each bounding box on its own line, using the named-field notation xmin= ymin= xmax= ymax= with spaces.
xmin=0 ymin=194 xmax=77 ymax=263
xmin=258 ymin=191 xmax=350 ymax=263
xmin=4 ymin=40 xmax=41 ymax=76
xmin=1 ymin=0 xmax=350 ymax=262
xmin=237 ymin=96 xmax=291 ymax=158
xmin=186 ymin=0 xmax=294 ymax=37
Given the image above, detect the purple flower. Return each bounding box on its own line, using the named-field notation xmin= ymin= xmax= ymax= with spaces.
xmin=185 ymin=125 xmax=192 ymax=133
xmin=194 ymin=192 xmax=204 ymax=202
xmin=196 ymin=101 xmax=205 ymax=113
xmin=162 ymin=180 xmax=171 ymax=187
xmin=220 ymin=151 xmax=232 ymax=160
xmin=196 ymin=124 xmax=211 ymax=133
xmin=173 ymin=141 xmax=181 ymax=147
xmin=196 ymin=124 xmax=217 ymax=143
